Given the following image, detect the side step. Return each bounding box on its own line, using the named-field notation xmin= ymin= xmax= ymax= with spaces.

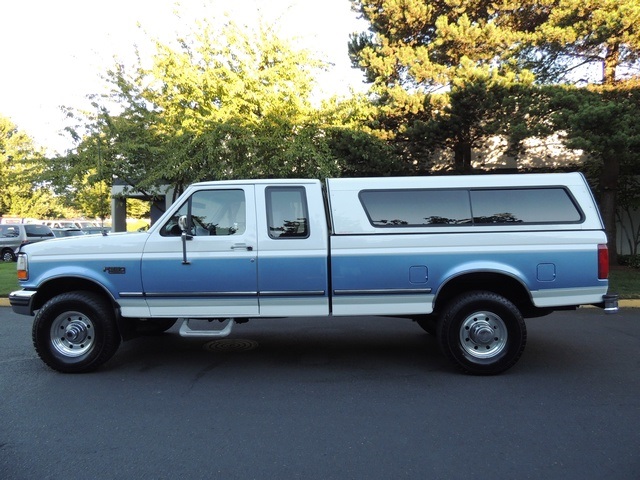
xmin=178 ymin=319 xmax=235 ymax=338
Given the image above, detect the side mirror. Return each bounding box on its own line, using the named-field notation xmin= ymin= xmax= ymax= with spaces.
xmin=178 ymin=215 xmax=189 ymax=233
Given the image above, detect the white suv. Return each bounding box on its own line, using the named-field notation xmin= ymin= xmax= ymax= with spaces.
xmin=0 ymin=224 xmax=54 ymax=261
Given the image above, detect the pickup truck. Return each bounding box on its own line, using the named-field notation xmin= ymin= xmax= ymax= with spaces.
xmin=10 ymin=173 xmax=618 ymax=375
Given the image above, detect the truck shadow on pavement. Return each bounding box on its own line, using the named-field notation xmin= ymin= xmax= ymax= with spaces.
xmin=109 ymin=319 xmax=454 ymax=376
xmin=104 ymin=314 xmax=621 ymax=377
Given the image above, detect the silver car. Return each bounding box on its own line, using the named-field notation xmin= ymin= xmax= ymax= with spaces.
xmin=51 ymin=228 xmax=85 ymax=238
xmin=0 ymin=224 xmax=55 ymax=261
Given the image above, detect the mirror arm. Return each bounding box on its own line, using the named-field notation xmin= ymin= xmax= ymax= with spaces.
xmin=178 ymin=215 xmax=192 ymax=265
xmin=181 ymin=231 xmax=191 ymax=265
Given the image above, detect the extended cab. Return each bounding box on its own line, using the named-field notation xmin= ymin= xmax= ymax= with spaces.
xmin=10 ymin=173 xmax=618 ymax=374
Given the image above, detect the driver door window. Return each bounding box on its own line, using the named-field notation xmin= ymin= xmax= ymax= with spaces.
xmin=161 ymin=189 xmax=246 ymax=237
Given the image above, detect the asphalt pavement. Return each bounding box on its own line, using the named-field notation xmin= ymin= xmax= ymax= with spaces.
xmin=1 ymin=306 xmax=639 ymax=480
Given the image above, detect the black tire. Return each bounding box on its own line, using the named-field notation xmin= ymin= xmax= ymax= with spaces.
xmin=134 ymin=318 xmax=177 ymax=335
xmin=32 ymin=291 xmax=121 ymax=373
xmin=2 ymin=248 xmax=16 ymax=262
xmin=437 ymin=291 xmax=526 ymax=375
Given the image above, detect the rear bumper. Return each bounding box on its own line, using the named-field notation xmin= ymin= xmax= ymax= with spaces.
xmin=9 ymin=289 xmax=36 ymax=316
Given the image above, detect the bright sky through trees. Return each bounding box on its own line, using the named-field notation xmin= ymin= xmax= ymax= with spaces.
xmin=0 ymin=0 xmax=367 ymax=154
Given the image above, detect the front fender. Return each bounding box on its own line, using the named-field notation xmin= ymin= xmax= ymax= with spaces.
xmin=26 ymin=260 xmax=143 ymax=301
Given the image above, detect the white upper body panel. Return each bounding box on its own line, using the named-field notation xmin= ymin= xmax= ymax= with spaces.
xmin=326 ymin=172 xmax=603 ymax=235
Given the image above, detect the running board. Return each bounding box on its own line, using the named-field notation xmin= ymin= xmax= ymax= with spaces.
xmin=178 ymin=319 xmax=235 ymax=338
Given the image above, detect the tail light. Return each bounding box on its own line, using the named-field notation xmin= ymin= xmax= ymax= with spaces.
xmin=598 ymin=244 xmax=609 ymax=280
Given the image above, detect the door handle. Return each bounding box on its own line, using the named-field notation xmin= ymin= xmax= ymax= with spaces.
xmin=231 ymin=243 xmax=253 ymax=251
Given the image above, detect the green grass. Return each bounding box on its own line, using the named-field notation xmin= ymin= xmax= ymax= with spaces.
xmin=1 ymin=260 xmax=638 ymax=299
xmin=608 ymin=267 xmax=640 ymax=299
xmin=0 ymin=262 xmax=19 ymax=298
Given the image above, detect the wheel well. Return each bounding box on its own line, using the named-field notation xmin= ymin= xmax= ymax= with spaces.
xmin=31 ymin=277 xmax=115 ymax=312
xmin=434 ymin=272 xmax=535 ymax=316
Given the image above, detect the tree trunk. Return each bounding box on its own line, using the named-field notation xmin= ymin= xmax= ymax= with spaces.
xmin=600 ymin=155 xmax=620 ymax=265
xmin=453 ymin=137 xmax=473 ymax=173
xmin=603 ymin=42 xmax=620 ymax=85
xmin=600 ymin=43 xmax=622 ymax=264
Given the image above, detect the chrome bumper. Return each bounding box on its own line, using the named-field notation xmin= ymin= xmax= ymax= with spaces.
xmin=9 ymin=289 xmax=36 ymax=316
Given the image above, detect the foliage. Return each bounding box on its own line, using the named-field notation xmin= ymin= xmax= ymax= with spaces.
xmin=542 ymin=81 xmax=640 ymax=262
xmin=127 ymin=198 xmax=151 ymax=220
xmin=531 ymin=0 xmax=640 ymax=84
xmin=349 ymin=0 xmax=538 ymax=172
xmin=405 ymin=79 xmax=549 ymax=173
xmin=616 ymin=173 xmax=640 ymax=256
xmin=617 ymin=255 xmax=640 ymax=269
xmin=348 ymin=1 xmax=640 ymax=171
xmin=47 ymin=18 xmax=396 ymax=207
xmin=0 ymin=116 xmax=68 ymax=218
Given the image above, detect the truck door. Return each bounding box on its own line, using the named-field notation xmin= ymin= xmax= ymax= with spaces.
xmin=141 ymin=185 xmax=258 ymax=318
xmin=255 ymin=184 xmax=329 ymax=316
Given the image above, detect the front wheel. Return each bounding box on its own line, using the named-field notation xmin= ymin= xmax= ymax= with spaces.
xmin=438 ymin=291 xmax=526 ymax=375
xmin=32 ymin=291 xmax=121 ymax=373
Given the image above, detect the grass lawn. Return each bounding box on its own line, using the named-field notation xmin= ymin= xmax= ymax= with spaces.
xmin=1 ymin=260 xmax=638 ymax=299
xmin=608 ymin=267 xmax=640 ymax=299
xmin=0 ymin=262 xmax=19 ymax=297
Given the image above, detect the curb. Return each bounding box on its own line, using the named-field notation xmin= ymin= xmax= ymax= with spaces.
xmin=620 ymin=300 xmax=640 ymax=308
xmin=1 ymin=297 xmax=639 ymax=309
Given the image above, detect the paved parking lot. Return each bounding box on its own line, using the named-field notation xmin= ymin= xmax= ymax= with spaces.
xmin=1 ymin=306 xmax=639 ymax=479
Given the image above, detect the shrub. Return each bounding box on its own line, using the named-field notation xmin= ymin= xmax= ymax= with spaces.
xmin=618 ymin=255 xmax=640 ymax=269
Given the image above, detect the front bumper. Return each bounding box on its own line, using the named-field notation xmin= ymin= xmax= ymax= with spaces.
xmin=9 ymin=289 xmax=36 ymax=316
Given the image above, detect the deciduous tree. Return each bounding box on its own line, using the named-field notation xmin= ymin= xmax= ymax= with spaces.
xmin=53 ymin=17 xmax=395 ymax=207
xmin=0 ymin=116 xmax=64 ymax=218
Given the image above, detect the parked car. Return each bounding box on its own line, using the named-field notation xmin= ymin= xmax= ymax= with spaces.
xmin=72 ymin=220 xmax=99 ymax=229
xmin=51 ymin=228 xmax=85 ymax=238
xmin=79 ymin=226 xmax=109 ymax=235
xmin=43 ymin=220 xmax=77 ymax=229
xmin=0 ymin=224 xmax=55 ymax=261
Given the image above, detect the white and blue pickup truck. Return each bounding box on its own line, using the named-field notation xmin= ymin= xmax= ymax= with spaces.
xmin=10 ymin=172 xmax=618 ymax=374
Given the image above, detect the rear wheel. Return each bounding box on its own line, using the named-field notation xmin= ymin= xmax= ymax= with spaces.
xmin=438 ymin=291 xmax=526 ymax=375
xmin=32 ymin=291 xmax=121 ymax=373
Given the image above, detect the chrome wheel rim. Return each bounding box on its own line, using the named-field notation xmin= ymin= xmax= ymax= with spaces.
xmin=50 ymin=311 xmax=95 ymax=357
xmin=459 ymin=311 xmax=508 ymax=359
